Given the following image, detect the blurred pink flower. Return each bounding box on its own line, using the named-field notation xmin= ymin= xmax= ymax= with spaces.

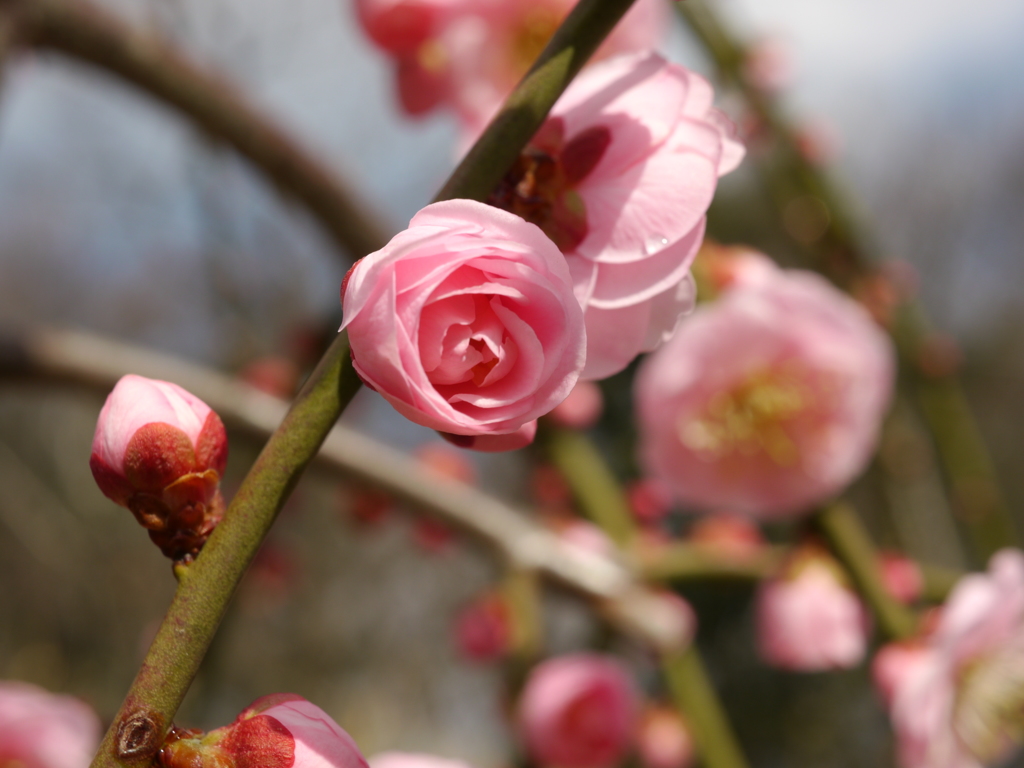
xmin=454 ymin=592 xmax=511 ymax=661
xmin=518 ymin=653 xmax=638 ymax=768
xmin=878 ymin=551 xmax=924 ymax=605
xmin=871 ymin=640 xmax=930 ymax=712
xmin=687 ymin=513 xmax=765 ymax=560
xmin=636 ymin=708 xmax=694 ymax=768
xmin=161 ymin=694 xmax=368 ymax=768
xmin=0 ymin=682 xmax=100 ymax=768
xmin=355 ymin=0 xmax=665 ymax=125
xmin=635 ymin=265 xmax=894 ymax=518
xmin=489 ymin=52 xmax=744 ymax=379
xmin=756 ymin=549 xmax=869 ymax=671
xmin=89 ymin=374 xmax=229 ymax=560
xmin=341 ymin=200 xmax=585 ymax=450
xmin=547 ymin=380 xmax=604 ymax=429
xmin=883 ymin=549 xmax=1024 ymax=768
xmin=371 ymin=753 xmax=476 ymax=768
xmin=627 ymin=477 xmax=674 ymax=525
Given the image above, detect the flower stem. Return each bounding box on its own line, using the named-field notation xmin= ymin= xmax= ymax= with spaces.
xmin=662 ymin=647 xmax=749 ymax=768
xmin=89 ymin=335 xmax=361 ymax=768
xmin=814 ymin=503 xmax=918 ymax=641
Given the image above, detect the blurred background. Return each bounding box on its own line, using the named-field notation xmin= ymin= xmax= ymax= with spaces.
xmin=0 ymin=0 xmax=1023 ymax=766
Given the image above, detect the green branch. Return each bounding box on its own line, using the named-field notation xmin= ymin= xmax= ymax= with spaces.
xmin=90 ymin=334 xmax=362 ymax=767
xmin=814 ymin=503 xmax=917 ymax=641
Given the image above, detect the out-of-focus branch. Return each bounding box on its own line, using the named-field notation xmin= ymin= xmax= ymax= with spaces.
xmin=676 ymin=0 xmax=1019 ymax=561
xmin=815 ymin=503 xmax=917 ymax=641
xmin=540 ymin=427 xmax=749 ymax=768
xmin=1 ymin=326 xmax=688 ymax=654
xmin=0 ymin=0 xmax=389 ymax=260
xmin=638 ymin=542 xmax=785 ymax=582
xmin=541 ymin=426 xmax=636 ymax=547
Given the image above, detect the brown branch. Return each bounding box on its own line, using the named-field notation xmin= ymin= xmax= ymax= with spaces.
xmin=1 ymin=326 xmax=689 ymax=654
xmin=0 ymin=0 xmax=389 ymax=260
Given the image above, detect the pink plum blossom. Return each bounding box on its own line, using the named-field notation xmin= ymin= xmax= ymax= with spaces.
xmin=517 ymin=653 xmax=638 ymax=768
xmin=881 ymin=549 xmax=1024 ymax=768
xmin=160 ymin=694 xmax=369 ymax=768
xmin=89 ymin=374 xmax=229 ymax=560
xmin=341 ymin=199 xmax=585 ymax=450
xmin=371 ymin=753 xmax=476 ymax=768
xmin=453 ymin=592 xmax=511 ymax=661
xmin=756 ymin=549 xmax=869 ymax=672
xmin=489 ymin=52 xmax=744 ymax=379
xmin=634 ymin=265 xmax=894 ymax=518
xmin=0 ymin=682 xmax=101 ymax=768
xmin=636 ymin=708 xmax=695 ymax=768
xmin=354 ymin=0 xmax=665 ymax=127
xmin=547 ymin=380 xmax=604 ymax=429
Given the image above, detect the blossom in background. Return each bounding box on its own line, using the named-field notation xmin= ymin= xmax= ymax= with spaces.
xmin=371 ymin=753 xmax=477 ymax=768
xmin=354 ymin=0 xmax=665 ymax=128
xmin=879 ymin=549 xmax=1024 ymax=768
xmin=341 ymin=199 xmax=586 ymax=451
xmin=636 ymin=707 xmax=695 ymax=768
xmin=161 ymin=694 xmax=369 ymax=768
xmin=489 ymin=52 xmax=744 ymax=379
xmin=518 ymin=653 xmax=638 ymax=768
xmin=453 ymin=592 xmax=511 ymax=661
xmin=634 ymin=263 xmax=893 ymax=518
xmin=0 ymin=682 xmax=100 ymax=768
xmin=89 ymin=374 xmax=229 ymax=561
xmin=755 ymin=547 xmax=869 ymax=672
xmin=546 ymin=380 xmax=604 ymax=429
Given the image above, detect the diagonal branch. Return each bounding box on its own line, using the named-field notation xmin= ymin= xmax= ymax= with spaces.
xmin=2 ymin=325 xmax=689 ymax=654
xmin=0 ymin=0 xmax=389 ymax=259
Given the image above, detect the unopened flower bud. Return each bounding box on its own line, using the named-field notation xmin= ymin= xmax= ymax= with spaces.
xmin=636 ymin=707 xmax=695 ymax=768
xmin=518 ymin=653 xmax=638 ymax=768
xmin=160 ymin=695 xmax=368 ymax=768
xmin=90 ymin=374 xmax=228 ymax=562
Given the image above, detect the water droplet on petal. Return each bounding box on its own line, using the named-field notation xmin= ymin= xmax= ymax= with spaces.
xmin=644 ymin=234 xmax=670 ymax=255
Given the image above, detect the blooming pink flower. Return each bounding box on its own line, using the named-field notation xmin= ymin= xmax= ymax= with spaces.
xmin=517 ymin=653 xmax=637 ymax=768
xmin=161 ymin=694 xmax=369 ymax=768
xmin=489 ymin=52 xmax=744 ymax=379
xmin=454 ymin=592 xmax=511 ymax=661
xmin=0 ymin=682 xmax=100 ymax=768
xmin=756 ymin=549 xmax=869 ymax=671
xmin=370 ymin=753 xmax=476 ymax=768
xmin=90 ymin=374 xmax=229 ymax=560
xmin=634 ymin=265 xmax=894 ymax=518
xmin=636 ymin=708 xmax=694 ymax=768
xmin=547 ymin=380 xmax=604 ymax=429
xmin=355 ymin=0 xmax=665 ymax=126
xmin=341 ymin=200 xmax=585 ymax=450
xmin=882 ymin=549 xmax=1024 ymax=768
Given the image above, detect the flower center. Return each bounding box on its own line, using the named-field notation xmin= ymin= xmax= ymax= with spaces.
xmin=487 ymin=117 xmax=610 ymax=253
xmin=680 ymin=367 xmax=809 ymax=466
xmin=954 ymin=643 xmax=1024 ymax=764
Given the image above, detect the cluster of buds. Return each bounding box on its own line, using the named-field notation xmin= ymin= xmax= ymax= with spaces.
xmin=89 ymin=375 xmax=229 ymax=563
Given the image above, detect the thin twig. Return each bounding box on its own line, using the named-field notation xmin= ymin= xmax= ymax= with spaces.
xmin=0 ymin=0 xmax=389 ymax=260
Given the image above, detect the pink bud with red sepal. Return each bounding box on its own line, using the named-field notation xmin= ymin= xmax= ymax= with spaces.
xmin=160 ymin=695 xmax=369 ymax=768
xmin=90 ymin=374 xmax=228 ymax=563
